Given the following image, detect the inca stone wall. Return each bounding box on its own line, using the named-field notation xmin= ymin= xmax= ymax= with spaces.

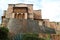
xmin=33 ymin=10 xmax=42 ymax=19
xmin=7 ymin=18 xmax=40 ymax=34
xmin=2 ymin=18 xmax=9 ymax=27
xmin=7 ymin=18 xmax=56 ymax=36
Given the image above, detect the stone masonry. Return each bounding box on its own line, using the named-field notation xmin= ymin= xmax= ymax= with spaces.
xmin=1 ymin=3 xmax=60 ymax=40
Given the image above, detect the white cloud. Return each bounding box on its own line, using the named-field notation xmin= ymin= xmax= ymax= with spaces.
xmin=42 ymin=0 xmax=60 ymax=22
xmin=23 ymin=0 xmax=41 ymax=10
xmin=0 ymin=0 xmax=24 ymax=10
xmin=0 ymin=0 xmax=41 ymax=11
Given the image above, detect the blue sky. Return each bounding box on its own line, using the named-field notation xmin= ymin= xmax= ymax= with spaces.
xmin=0 ymin=0 xmax=60 ymax=23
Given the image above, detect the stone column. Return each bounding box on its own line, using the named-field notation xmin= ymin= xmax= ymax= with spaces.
xmin=21 ymin=13 xmax=23 ymax=19
xmin=29 ymin=13 xmax=34 ymax=20
xmin=39 ymin=21 xmax=43 ymax=26
xmin=24 ymin=13 xmax=27 ymax=19
xmin=11 ymin=13 xmax=15 ymax=18
xmin=15 ymin=13 xmax=19 ymax=19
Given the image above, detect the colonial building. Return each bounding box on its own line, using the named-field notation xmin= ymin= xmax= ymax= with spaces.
xmin=1 ymin=3 xmax=60 ymax=40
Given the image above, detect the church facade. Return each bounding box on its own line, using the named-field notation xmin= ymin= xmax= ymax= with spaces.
xmin=1 ymin=3 xmax=60 ymax=40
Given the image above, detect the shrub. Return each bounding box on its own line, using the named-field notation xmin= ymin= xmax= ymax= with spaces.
xmin=0 ymin=27 xmax=9 ymax=40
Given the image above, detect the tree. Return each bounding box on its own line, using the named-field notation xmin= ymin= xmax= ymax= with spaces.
xmin=22 ymin=33 xmax=45 ymax=40
xmin=0 ymin=27 xmax=9 ymax=40
xmin=13 ymin=33 xmax=45 ymax=40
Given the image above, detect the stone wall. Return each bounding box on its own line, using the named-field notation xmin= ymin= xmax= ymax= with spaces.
xmin=51 ymin=34 xmax=60 ymax=40
xmin=6 ymin=4 xmax=14 ymax=18
xmin=43 ymin=19 xmax=50 ymax=27
xmin=33 ymin=10 xmax=42 ymax=19
xmin=7 ymin=18 xmax=56 ymax=36
xmin=50 ymin=22 xmax=57 ymax=30
xmin=7 ymin=18 xmax=40 ymax=35
xmin=2 ymin=18 xmax=9 ymax=27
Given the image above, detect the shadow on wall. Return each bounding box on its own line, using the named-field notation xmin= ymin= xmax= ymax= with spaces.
xmin=39 ymin=25 xmax=56 ymax=34
xmin=43 ymin=26 xmax=56 ymax=34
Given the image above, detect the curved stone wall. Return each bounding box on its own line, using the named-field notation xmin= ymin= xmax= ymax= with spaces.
xmin=7 ymin=18 xmax=40 ymax=34
xmin=7 ymin=18 xmax=56 ymax=36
